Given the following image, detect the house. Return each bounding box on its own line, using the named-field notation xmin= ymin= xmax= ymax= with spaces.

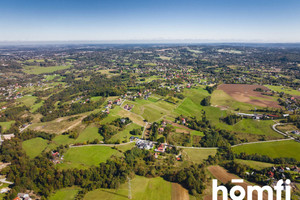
xmin=158 ymin=127 xmax=164 ymax=132
xmin=155 ymin=143 xmax=166 ymax=153
xmin=16 ymin=193 xmax=31 ymax=200
xmin=182 ymin=118 xmax=186 ymax=124
xmin=268 ymin=171 xmax=274 ymax=178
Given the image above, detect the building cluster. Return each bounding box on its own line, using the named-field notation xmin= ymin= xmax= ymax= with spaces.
xmin=14 ymin=193 xmax=31 ymax=200
xmin=50 ymin=151 xmax=64 ymax=164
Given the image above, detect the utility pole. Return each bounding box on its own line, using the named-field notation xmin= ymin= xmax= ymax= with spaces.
xmin=128 ymin=176 xmax=132 ymax=199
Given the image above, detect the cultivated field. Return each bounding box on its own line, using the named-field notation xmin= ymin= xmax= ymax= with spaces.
xmin=232 ymin=140 xmax=300 ymax=161
xmin=216 ymin=84 xmax=281 ymax=108
xmin=208 ymin=165 xmax=270 ymax=200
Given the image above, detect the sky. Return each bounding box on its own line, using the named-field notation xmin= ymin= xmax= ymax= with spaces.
xmin=0 ymin=0 xmax=300 ymax=42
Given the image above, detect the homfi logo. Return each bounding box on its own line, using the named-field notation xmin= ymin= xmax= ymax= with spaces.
xmin=212 ymin=179 xmax=291 ymax=200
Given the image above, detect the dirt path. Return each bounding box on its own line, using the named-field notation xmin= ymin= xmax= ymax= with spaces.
xmin=172 ymin=183 xmax=189 ymax=200
xmin=208 ymin=165 xmax=274 ymax=200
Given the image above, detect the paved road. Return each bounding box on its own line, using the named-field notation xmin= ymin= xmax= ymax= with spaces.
xmin=0 ymin=178 xmax=13 ymax=185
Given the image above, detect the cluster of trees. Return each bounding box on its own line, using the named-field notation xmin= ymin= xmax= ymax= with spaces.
xmin=110 ymin=117 xmax=132 ymax=128
xmin=82 ymin=112 xmax=108 ymax=124
xmin=129 ymin=128 xmax=143 ymax=135
xmin=39 ymin=98 xmax=105 ymax=122
xmin=176 ymin=113 xmax=210 ymax=131
xmin=235 ymin=152 xmax=299 ymax=165
xmin=200 ymin=96 xmax=211 ymax=106
xmin=0 ymin=106 xmax=28 ymax=122
xmin=199 ymin=129 xmax=240 ymax=147
xmin=98 ymin=125 xmax=118 ymax=143
xmin=205 ymin=85 xmax=217 ymax=94
xmin=220 ymin=114 xmax=242 ymax=125
xmin=36 ymin=74 xmax=129 ymax=122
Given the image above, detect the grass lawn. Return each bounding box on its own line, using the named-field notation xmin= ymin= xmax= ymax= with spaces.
xmin=22 ymin=137 xmax=48 ymax=158
xmin=45 ymin=135 xmax=75 ymax=151
xmin=233 ymin=140 xmax=300 ymax=161
xmin=174 ymin=87 xmax=210 ymax=118
xmin=23 ymin=65 xmax=72 ymax=74
xmin=109 ymin=123 xmax=142 ymax=143
xmin=84 ymin=176 xmax=172 ymax=200
xmin=30 ymin=100 xmax=44 ymax=113
xmin=0 ymin=121 xmax=15 ymax=131
xmin=75 ymin=124 xmax=103 ymax=143
xmin=127 ymin=97 xmax=178 ymax=122
xmin=265 ymin=85 xmax=300 ymax=96
xmin=182 ymin=148 xmax=217 ymax=163
xmin=17 ymin=95 xmax=37 ymax=107
xmin=49 ymin=187 xmax=80 ymax=200
xmin=58 ymin=146 xmax=122 ymax=169
xmin=115 ymin=142 xmax=136 ymax=153
xmin=90 ymin=96 xmax=103 ymax=102
xmin=235 ymin=159 xmax=273 ymax=170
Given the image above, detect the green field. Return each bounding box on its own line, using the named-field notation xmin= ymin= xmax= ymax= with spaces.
xmin=30 ymin=100 xmax=44 ymax=112
xmin=109 ymin=123 xmax=142 ymax=143
xmin=45 ymin=135 xmax=75 ymax=151
xmin=173 ymin=88 xmax=279 ymax=139
xmin=22 ymin=137 xmax=48 ymax=158
xmin=235 ymin=159 xmax=273 ymax=170
xmin=75 ymin=124 xmax=103 ymax=143
xmin=84 ymin=176 xmax=172 ymax=200
xmin=211 ymin=89 xmax=262 ymax=112
xmin=0 ymin=121 xmax=15 ymax=131
xmin=23 ymin=65 xmax=72 ymax=74
xmin=233 ymin=140 xmax=300 ymax=161
xmin=58 ymin=146 xmax=122 ymax=169
xmin=265 ymin=85 xmax=300 ymax=96
xmin=174 ymin=87 xmax=210 ymax=118
xmin=182 ymin=148 xmax=217 ymax=163
xmin=126 ymin=96 xmax=178 ymax=122
xmin=17 ymin=95 xmax=37 ymax=107
xmin=49 ymin=187 xmax=80 ymax=200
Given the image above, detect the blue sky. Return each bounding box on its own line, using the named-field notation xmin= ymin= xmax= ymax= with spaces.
xmin=1 ymin=0 xmax=300 ymax=42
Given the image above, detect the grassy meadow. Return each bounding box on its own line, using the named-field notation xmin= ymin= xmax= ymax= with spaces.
xmin=83 ymin=176 xmax=172 ymax=200
xmin=0 ymin=121 xmax=15 ymax=131
xmin=233 ymin=140 xmax=300 ymax=161
xmin=235 ymin=159 xmax=273 ymax=170
xmin=49 ymin=187 xmax=80 ymax=200
xmin=182 ymin=148 xmax=217 ymax=163
xmin=58 ymin=146 xmax=122 ymax=169
xmin=22 ymin=137 xmax=48 ymax=158
xmin=23 ymin=65 xmax=72 ymax=74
